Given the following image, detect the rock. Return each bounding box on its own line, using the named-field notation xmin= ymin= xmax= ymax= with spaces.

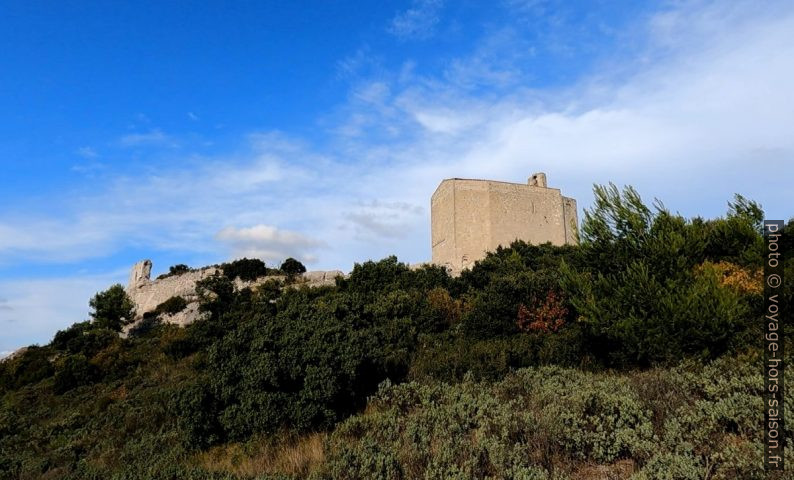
xmin=160 ymin=301 xmax=206 ymax=327
xmin=128 ymin=259 xmax=152 ymax=291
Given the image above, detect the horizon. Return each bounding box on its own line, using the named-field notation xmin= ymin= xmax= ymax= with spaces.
xmin=2 ymin=0 xmax=793 ymax=354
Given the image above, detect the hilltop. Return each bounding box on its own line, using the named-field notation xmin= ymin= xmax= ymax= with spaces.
xmin=0 ymin=185 xmax=791 ymax=480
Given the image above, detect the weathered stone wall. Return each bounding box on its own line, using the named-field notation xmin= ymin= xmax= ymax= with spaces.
xmin=431 ymin=173 xmax=578 ymax=275
xmin=125 ymin=260 xmax=344 ymax=327
xmin=562 ymin=195 xmax=579 ymax=245
xmin=430 ymin=180 xmax=458 ymax=273
xmin=127 ymin=261 xmax=221 ymax=317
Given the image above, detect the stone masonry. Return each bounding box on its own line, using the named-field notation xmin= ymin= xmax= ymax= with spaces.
xmin=431 ymin=173 xmax=578 ymax=275
xmin=126 ymin=260 xmax=344 ymax=328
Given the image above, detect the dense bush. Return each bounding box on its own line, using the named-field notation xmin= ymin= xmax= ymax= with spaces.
xmin=280 ymin=257 xmax=307 ymax=276
xmin=559 ymin=185 xmax=762 ymax=367
xmin=53 ymin=353 xmax=97 ymax=394
xmin=128 ymin=314 xmax=163 ymax=338
xmin=156 ymin=295 xmax=189 ymax=315
xmin=52 ymin=321 xmax=118 ymax=356
xmin=222 ymin=258 xmax=268 ymax=281
xmin=0 ymin=346 xmax=54 ymax=392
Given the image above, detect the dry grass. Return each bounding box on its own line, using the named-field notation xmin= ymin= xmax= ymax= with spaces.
xmin=197 ymin=432 xmax=326 ymax=478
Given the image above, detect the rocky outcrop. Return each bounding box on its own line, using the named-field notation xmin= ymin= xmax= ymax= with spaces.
xmin=158 ymin=301 xmax=204 ymax=328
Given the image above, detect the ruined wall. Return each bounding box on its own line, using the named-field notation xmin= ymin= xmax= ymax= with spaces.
xmin=127 ymin=262 xmax=221 ymax=317
xmin=431 ymin=174 xmax=579 ymax=275
xmin=126 ymin=260 xmax=344 ymax=328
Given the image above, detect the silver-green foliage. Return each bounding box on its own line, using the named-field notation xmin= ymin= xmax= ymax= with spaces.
xmin=316 ymin=355 xmax=788 ymax=479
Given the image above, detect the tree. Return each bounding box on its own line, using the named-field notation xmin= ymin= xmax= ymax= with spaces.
xmin=89 ymin=284 xmax=134 ymax=331
xmin=222 ymin=258 xmax=267 ymax=281
xmin=280 ymin=257 xmax=307 ymax=276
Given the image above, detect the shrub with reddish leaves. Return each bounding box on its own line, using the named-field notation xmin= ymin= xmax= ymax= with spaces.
xmin=517 ymin=291 xmax=568 ymax=333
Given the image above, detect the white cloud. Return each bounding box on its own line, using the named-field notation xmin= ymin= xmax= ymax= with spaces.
xmin=216 ymin=225 xmax=323 ymax=265
xmin=388 ymin=0 xmax=444 ymax=40
xmin=374 ymin=0 xmax=794 ymax=219
xmin=344 ymin=200 xmax=425 ymax=240
xmin=412 ymin=109 xmax=478 ymax=134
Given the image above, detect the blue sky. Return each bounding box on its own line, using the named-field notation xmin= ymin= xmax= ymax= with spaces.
xmin=1 ymin=0 xmax=793 ymax=354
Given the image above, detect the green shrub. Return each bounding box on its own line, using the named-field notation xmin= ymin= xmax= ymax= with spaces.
xmin=316 ymin=437 xmax=403 ymax=480
xmin=339 ymin=256 xmax=410 ymax=294
xmin=52 ymin=322 xmax=118 ymax=357
xmin=157 ymin=263 xmax=192 ymax=280
xmin=156 ymin=296 xmax=188 ymax=315
xmin=280 ymin=257 xmax=307 ymax=276
xmin=631 ymin=453 xmax=702 ymax=480
xmin=128 ymin=314 xmax=163 ymax=338
xmin=196 ymin=274 xmax=236 ymax=317
xmin=0 ymin=345 xmax=54 ymax=391
xmin=462 ymin=270 xmax=561 ymax=339
xmin=173 ymin=381 xmax=223 ymax=448
xmin=409 ymin=336 xmax=537 ymax=381
xmin=54 ymin=354 xmax=97 ymax=394
xmin=222 ymin=258 xmax=267 ymax=281
xmin=458 ymin=241 xmax=582 ymax=292
xmin=558 ymin=185 xmax=759 ymax=367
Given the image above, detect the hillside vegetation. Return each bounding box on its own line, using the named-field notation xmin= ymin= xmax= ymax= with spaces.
xmin=1 ymin=184 xmax=791 ymax=479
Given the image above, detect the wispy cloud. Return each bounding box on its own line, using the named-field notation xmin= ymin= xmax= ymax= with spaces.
xmin=336 ymin=47 xmax=381 ymax=80
xmin=119 ymin=129 xmax=176 ymax=147
xmin=388 ymin=0 xmax=444 ymax=40
xmin=76 ymin=146 xmax=99 ymax=158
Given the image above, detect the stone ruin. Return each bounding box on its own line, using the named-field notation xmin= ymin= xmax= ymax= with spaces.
xmin=125 ymin=260 xmax=344 ymax=329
